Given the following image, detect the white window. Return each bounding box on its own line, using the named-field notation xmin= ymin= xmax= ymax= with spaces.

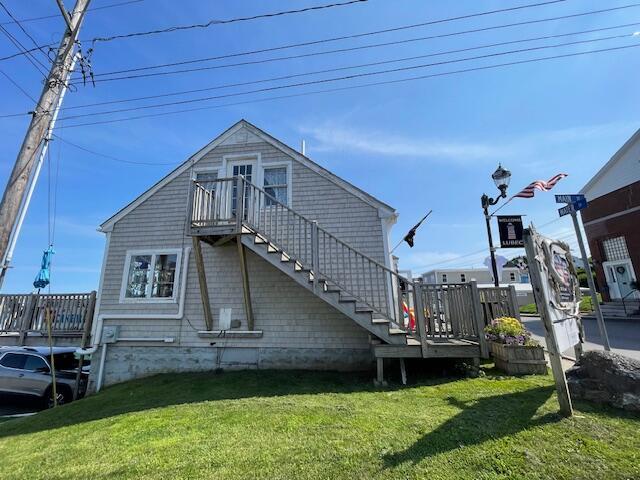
xmin=120 ymin=249 xmax=182 ymax=302
xmin=442 ymin=274 xmax=448 ymax=283
xmin=263 ymin=165 xmax=288 ymax=206
xmin=460 ymin=273 xmax=466 ymax=283
xmin=602 ymin=236 xmax=629 ymax=261
xmin=509 ymin=272 xmax=516 ymax=282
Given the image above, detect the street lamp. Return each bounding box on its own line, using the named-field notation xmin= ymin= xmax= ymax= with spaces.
xmin=481 ymin=164 xmax=511 ymax=287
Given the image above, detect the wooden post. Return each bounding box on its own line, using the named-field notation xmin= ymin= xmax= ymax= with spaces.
xmin=18 ymin=293 xmax=37 ymax=345
xmin=74 ymin=290 xmax=95 ymax=400
xmin=508 ymin=285 xmax=521 ymax=320
xmin=235 ymin=175 xmax=244 ymax=232
xmin=399 ymin=358 xmax=407 ymax=386
xmin=192 ymin=237 xmax=213 ymax=330
xmin=237 ymin=239 xmax=254 ymax=331
xmin=470 ymin=281 xmax=489 ymax=359
xmin=413 ymin=285 xmax=429 ymax=358
xmin=524 ymin=229 xmax=573 ymax=416
xmin=46 ymin=306 xmax=58 ymax=408
xmin=311 ymin=221 xmax=319 ymax=293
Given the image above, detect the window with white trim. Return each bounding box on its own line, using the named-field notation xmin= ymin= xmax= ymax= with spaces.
xmin=460 ymin=273 xmax=466 ymax=283
xmin=442 ymin=274 xmax=448 ymax=283
xmin=509 ymin=272 xmax=516 ymax=282
xmin=602 ymin=236 xmax=629 ymax=261
xmin=121 ymin=250 xmax=181 ymax=302
xmin=263 ymin=166 xmax=288 ymax=206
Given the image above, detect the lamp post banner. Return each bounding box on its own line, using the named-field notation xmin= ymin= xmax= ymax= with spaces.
xmin=497 ymin=215 xmax=524 ymax=248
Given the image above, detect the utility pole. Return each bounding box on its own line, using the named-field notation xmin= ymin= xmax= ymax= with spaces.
xmin=571 ymin=209 xmax=611 ymax=351
xmin=0 ymin=0 xmax=91 ymax=289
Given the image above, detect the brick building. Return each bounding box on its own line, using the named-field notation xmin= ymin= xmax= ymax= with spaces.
xmin=581 ymin=128 xmax=640 ymax=302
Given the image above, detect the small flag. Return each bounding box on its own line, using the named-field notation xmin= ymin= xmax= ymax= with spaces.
xmin=402 ymin=210 xmax=432 ymax=248
xmin=512 ymin=173 xmax=568 ymax=199
xmin=403 ymin=300 xmax=416 ymax=330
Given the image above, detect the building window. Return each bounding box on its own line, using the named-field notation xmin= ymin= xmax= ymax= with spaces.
xmin=602 ymin=236 xmax=629 ymax=262
xmin=442 ymin=274 xmax=448 ymax=283
xmin=263 ymin=166 xmax=288 ymax=206
xmin=520 ymin=274 xmax=530 ymax=283
xmin=460 ymin=273 xmax=466 ymax=283
xmin=121 ymin=250 xmax=181 ymax=302
xmin=510 ymin=272 xmax=516 ymax=282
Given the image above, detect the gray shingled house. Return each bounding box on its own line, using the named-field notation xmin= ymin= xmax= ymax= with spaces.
xmin=87 ymin=119 xmax=489 ymax=390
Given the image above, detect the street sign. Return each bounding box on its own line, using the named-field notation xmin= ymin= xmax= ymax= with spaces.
xmin=497 ymin=215 xmax=524 ymax=248
xmin=555 ymin=194 xmax=585 ymax=204
xmin=558 ymin=197 xmax=587 ymax=217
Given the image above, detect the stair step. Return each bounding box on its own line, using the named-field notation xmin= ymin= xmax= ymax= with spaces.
xmin=280 ymin=252 xmax=291 ymax=262
xmin=355 ymin=306 xmax=374 ymax=313
xmin=372 ymin=318 xmax=390 ymax=325
xmin=254 ymin=234 xmax=267 ymax=244
xmin=389 ymin=328 xmax=407 ymax=336
xmin=338 ymin=296 xmax=357 ymax=303
xmin=267 ymin=243 xmax=279 ymax=253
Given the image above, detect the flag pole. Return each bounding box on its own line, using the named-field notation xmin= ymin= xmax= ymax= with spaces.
xmin=390 ymin=210 xmax=432 ymax=254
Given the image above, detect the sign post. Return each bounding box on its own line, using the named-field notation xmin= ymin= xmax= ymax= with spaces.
xmin=555 ymin=194 xmax=611 ymax=351
xmin=524 ymin=227 xmax=582 ymax=416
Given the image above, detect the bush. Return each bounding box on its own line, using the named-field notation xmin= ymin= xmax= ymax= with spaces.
xmin=484 ymin=316 xmax=538 ymax=346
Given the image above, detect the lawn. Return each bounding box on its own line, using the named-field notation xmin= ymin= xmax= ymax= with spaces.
xmin=0 ymin=368 xmax=638 ymax=480
xmin=520 ymin=294 xmax=602 ymax=315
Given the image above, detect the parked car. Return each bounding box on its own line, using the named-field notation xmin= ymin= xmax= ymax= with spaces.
xmin=0 ymin=346 xmax=89 ymax=408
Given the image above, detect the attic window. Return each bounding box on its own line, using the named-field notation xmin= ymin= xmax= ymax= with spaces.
xmin=120 ymin=249 xmax=182 ymax=303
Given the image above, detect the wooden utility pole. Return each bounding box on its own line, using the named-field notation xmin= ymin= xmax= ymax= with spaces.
xmin=0 ymin=0 xmax=91 ymax=286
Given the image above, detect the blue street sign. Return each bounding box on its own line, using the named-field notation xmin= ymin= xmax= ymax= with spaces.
xmin=555 ymin=194 xmax=585 ymax=204
xmin=558 ymin=198 xmax=587 ymax=217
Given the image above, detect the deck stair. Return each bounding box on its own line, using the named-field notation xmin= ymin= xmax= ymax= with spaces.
xmin=189 ymin=176 xmax=488 ymax=361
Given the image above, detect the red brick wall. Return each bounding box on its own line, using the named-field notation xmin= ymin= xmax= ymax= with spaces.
xmin=582 ymin=180 xmax=640 ymax=301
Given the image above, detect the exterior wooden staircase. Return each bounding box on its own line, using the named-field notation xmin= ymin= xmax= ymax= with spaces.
xmin=188 ymin=176 xmax=489 ymax=363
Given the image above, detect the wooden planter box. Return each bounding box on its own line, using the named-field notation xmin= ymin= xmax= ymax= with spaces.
xmin=490 ymin=342 xmax=547 ymax=375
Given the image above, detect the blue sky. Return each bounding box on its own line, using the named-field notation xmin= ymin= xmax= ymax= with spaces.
xmin=1 ymin=0 xmax=639 ymax=293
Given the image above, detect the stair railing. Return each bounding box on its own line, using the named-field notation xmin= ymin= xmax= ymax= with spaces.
xmin=232 ymin=176 xmax=411 ymax=327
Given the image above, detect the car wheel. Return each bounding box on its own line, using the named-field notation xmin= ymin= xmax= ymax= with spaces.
xmin=43 ymin=386 xmax=71 ymax=409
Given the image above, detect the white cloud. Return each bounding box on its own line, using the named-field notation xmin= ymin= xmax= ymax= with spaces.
xmin=299 ymin=123 xmax=509 ymax=163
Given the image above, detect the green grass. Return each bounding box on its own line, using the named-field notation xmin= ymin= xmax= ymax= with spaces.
xmin=0 ymin=369 xmax=638 ymax=480
xmin=520 ymin=294 xmax=603 ymax=315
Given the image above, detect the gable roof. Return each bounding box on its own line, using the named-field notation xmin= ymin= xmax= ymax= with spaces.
xmin=580 ymin=127 xmax=640 ymax=197
xmin=100 ymin=119 xmax=396 ymax=232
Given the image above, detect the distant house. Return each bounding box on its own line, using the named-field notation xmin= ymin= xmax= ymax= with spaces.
xmin=580 ymin=128 xmax=640 ymax=302
xmin=420 ymin=267 xmax=533 ymax=306
xmin=89 ymin=120 xmax=410 ymax=388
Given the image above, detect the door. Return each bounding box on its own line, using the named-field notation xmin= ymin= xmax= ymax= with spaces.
xmin=226 ymin=159 xmax=255 ymax=218
xmin=604 ymin=260 xmax=637 ymax=299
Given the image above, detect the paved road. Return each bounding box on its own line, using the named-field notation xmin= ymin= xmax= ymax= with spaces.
xmin=522 ymin=316 xmax=640 ymax=360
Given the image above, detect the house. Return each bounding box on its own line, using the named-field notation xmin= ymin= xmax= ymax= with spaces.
xmin=86 ymin=120 xmax=493 ymax=390
xmin=580 ymin=128 xmax=640 ymax=304
xmin=420 ymin=267 xmax=534 ymax=306
xmin=421 ymin=267 xmax=528 ymax=286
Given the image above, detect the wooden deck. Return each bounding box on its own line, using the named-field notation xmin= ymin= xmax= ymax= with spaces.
xmin=374 ymin=338 xmax=481 ymax=358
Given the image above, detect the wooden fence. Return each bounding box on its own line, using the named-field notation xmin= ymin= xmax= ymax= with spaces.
xmin=478 ymin=285 xmax=520 ymax=325
xmin=0 ymin=291 xmax=96 ymax=340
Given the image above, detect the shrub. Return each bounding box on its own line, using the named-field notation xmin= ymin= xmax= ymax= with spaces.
xmin=484 ymin=316 xmax=538 ymax=346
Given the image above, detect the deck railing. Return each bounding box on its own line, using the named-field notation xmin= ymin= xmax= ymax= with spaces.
xmin=478 ymin=285 xmax=520 ymax=325
xmin=0 ymin=291 xmax=96 ymax=337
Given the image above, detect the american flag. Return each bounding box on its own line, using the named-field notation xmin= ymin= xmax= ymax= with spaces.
xmin=512 ymin=173 xmax=568 ymax=199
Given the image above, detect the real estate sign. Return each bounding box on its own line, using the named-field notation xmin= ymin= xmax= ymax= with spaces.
xmin=497 ymin=215 xmax=524 ymax=248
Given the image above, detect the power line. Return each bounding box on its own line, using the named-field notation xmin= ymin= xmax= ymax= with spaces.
xmin=0 ymin=69 xmax=37 ymax=103
xmin=89 ymin=0 xmax=369 ymax=44
xmin=54 ymin=42 xmax=640 ymax=130
xmin=0 ymin=23 xmax=48 ymax=77
xmin=50 ymin=22 xmax=639 ymax=113
xmin=51 ymin=133 xmax=180 ymax=166
xmin=56 ymin=34 xmax=639 ymax=122
xmin=0 ymin=0 xmax=144 ymax=25
xmin=78 ymin=0 xmax=594 ymax=81
xmin=0 ymin=1 xmax=50 ymax=62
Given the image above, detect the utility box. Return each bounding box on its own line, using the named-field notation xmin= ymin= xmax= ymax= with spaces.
xmin=102 ymin=325 xmax=120 ymax=344
xmin=219 ymin=308 xmax=232 ymax=330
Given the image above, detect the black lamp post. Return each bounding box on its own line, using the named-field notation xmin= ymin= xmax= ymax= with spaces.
xmin=481 ymin=164 xmax=511 ymax=287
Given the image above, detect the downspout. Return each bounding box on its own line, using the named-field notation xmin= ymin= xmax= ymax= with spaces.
xmin=78 ymin=246 xmax=191 ymax=391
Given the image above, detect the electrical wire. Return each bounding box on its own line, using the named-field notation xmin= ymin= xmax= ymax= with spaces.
xmin=0 ymin=0 xmax=144 ymax=25
xmin=51 ymin=133 xmax=180 ymax=166
xmin=0 ymin=23 xmax=48 ymax=77
xmin=0 ymin=1 xmax=50 ymax=61
xmin=0 ymin=68 xmax=38 ymax=102
xmin=77 ymin=0 xmax=610 ymax=82
xmin=89 ymin=0 xmax=369 ymax=44
xmin=54 ymin=43 xmax=640 ymax=130
xmin=56 ymin=34 xmax=639 ymax=122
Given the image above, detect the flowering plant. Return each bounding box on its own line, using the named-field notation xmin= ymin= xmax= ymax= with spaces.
xmin=484 ymin=316 xmax=537 ymax=346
